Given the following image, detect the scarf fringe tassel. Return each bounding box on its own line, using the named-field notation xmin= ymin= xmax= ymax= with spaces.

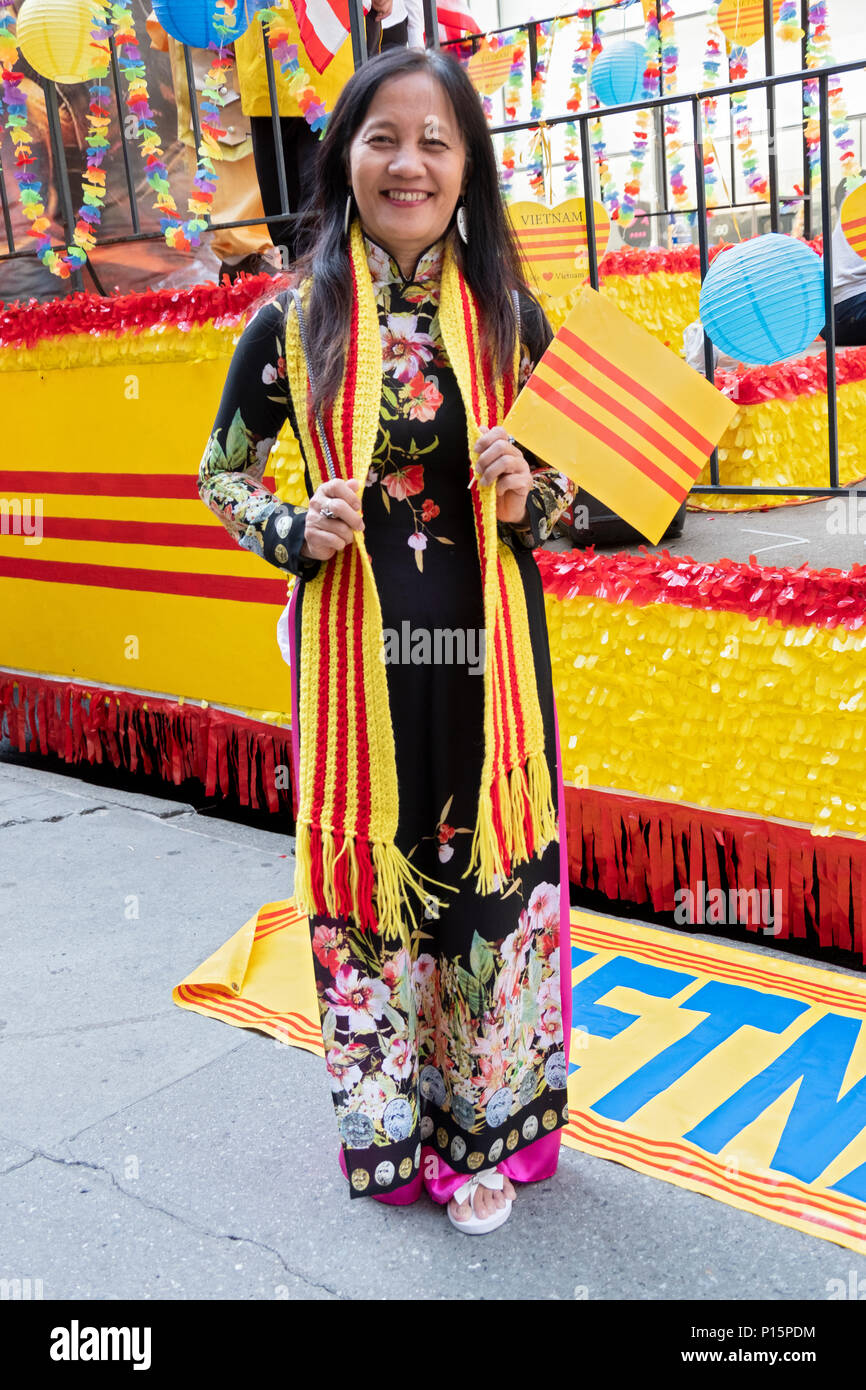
xmin=293 ymin=822 xmax=457 ymax=947
xmin=463 ymin=752 xmax=560 ymax=894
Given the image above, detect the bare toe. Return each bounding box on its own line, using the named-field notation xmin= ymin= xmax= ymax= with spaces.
xmin=449 ymin=1197 xmax=472 ymax=1223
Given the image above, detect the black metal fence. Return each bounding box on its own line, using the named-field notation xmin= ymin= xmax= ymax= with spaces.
xmin=1 ymin=0 xmax=864 ymax=497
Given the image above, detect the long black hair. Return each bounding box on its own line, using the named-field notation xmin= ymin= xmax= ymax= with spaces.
xmin=292 ymin=46 xmax=536 ymax=411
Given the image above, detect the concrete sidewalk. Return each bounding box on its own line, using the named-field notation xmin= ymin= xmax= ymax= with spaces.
xmin=2 ymin=747 xmax=866 ymax=1302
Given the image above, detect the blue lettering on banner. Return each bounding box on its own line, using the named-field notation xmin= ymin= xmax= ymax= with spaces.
xmin=571 ymin=946 xmax=596 ymax=973
xmin=569 ymin=957 xmax=697 ymax=1075
xmin=685 ymin=1012 xmax=866 ymax=1189
xmin=593 ymin=982 xmax=806 ymax=1124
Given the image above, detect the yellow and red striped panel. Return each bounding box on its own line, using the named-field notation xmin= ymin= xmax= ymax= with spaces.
xmin=718 ymin=0 xmax=781 ymax=47
xmin=0 ymin=357 xmax=295 ymax=713
xmin=467 ymin=42 xmax=516 ymax=94
xmin=841 ymin=183 xmax=866 ymax=262
xmin=508 ymin=199 xmax=611 ymax=299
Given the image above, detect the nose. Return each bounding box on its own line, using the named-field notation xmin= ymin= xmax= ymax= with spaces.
xmin=387 ymin=142 xmax=427 ymax=179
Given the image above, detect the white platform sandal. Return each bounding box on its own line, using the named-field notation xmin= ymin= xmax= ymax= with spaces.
xmin=447 ymin=1168 xmax=513 ymax=1235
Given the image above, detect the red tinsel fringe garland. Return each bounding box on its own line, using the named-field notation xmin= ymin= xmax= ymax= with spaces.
xmin=565 ymin=786 xmax=866 ymax=964
xmin=0 ymin=671 xmax=296 ymax=819
xmin=536 ymin=547 xmax=866 ymax=632
xmin=716 ymin=343 xmax=866 ymax=404
xmin=594 ymin=235 xmax=822 ymax=281
xmin=0 ymin=272 xmax=293 ymax=350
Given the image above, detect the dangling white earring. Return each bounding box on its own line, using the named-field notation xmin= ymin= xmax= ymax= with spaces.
xmin=456 ymin=199 xmax=468 ymax=245
xmin=343 ymin=190 xmax=353 ymax=239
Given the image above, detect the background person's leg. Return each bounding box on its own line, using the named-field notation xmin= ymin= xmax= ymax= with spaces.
xmin=835 ymin=293 xmax=866 ymax=347
xmin=250 ymin=115 xmax=321 ymax=264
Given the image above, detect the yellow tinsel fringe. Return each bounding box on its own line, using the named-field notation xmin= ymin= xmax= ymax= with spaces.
xmin=544 ymin=590 xmax=866 ymax=839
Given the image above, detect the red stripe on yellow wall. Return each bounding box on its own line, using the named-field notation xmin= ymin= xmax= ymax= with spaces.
xmin=0 ymin=471 xmax=259 ymax=500
xmin=0 ymin=555 xmax=286 ymax=603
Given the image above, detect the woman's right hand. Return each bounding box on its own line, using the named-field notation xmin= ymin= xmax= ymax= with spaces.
xmin=300 ymin=478 xmax=365 ymax=562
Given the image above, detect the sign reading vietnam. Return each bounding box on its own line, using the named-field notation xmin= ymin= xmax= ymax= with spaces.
xmin=507 ymin=199 xmax=611 ymax=299
xmin=466 ymin=41 xmax=516 ymax=96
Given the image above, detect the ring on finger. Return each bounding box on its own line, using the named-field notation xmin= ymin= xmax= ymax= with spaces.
xmin=320 ymin=503 xmax=335 ymax=520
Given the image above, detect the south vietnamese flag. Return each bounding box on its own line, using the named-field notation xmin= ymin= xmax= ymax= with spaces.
xmin=503 ymin=287 xmax=738 ymax=545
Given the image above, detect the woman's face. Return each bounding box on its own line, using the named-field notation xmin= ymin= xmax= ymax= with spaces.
xmin=347 ymin=72 xmax=467 ymax=271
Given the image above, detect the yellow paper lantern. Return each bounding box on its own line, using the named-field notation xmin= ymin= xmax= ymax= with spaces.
xmin=16 ymin=0 xmax=103 ymax=84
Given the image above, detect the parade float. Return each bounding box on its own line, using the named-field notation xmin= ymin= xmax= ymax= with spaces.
xmin=2 ymin=0 xmax=866 ymax=965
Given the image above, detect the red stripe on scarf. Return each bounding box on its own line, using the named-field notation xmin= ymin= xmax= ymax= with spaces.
xmin=349 ymin=545 xmax=378 ymax=932
xmin=490 ymin=618 xmax=510 ymax=871
xmin=331 ymin=550 xmax=355 ymax=915
xmin=497 ymin=559 xmax=535 ymax=857
xmin=459 ymin=276 xmax=482 ymax=426
xmin=309 ymin=562 xmax=338 ymax=908
xmin=329 ymin=286 xmax=363 ymax=916
xmin=344 ymin=263 xmax=360 ymax=469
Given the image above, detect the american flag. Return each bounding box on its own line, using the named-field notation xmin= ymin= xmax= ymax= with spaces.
xmin=436 ymin=1 xmax=481 ymax=43
xmin=289 ymin=0 xmax=480 ymax=72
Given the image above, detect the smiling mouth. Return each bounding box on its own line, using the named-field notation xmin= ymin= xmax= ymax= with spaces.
xmin=382 ymin=190 xmax=433 ymax=204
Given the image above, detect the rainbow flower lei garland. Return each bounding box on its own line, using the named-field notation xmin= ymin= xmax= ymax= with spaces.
xmin=256 ymin=5 xmax=328 ymax=132
xmin=618 ymin=1 xmax=661 ymax=229
xmin=587 ymin=3 xmax=662 ymax=227
xmin=0 ymin=0 xmax=328 ymax=276
xmin=803 ymin=0 xmax=860 ymax=195
xmin=563 ymin=9 xmax=592 ymax=196
xmin=526 ymin=17 xmax=554 ymax=201
xmin=659 ymin=0 xmax=688 ymax=211
xmin=0 ymin=0 xmax=113 ymax=278
xmin=500 ymin=35 xmax=527 ymax=200
xmin=700 ymin=0 xmax=723 ymax=207
xmin=589 ymin=24 xmax=619 ymax=220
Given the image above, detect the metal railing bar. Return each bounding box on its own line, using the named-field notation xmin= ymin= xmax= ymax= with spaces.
xmin=109 ymin=27 xmax=140 ymax=235
xmin=818 ymin=68 xmax=840 ymax=489
xmin=482 ymin=56 xmax=866 ymax=137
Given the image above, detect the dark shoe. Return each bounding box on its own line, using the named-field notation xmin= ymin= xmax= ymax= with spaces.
xmin=218 ymin=253 xmax=281 ymax=284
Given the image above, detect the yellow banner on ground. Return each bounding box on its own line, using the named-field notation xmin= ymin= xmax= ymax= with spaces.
xmin=503 ymin=287 xmax=738 ymax=543
xmin=174 ymin=899 xmax=866 ymax=1254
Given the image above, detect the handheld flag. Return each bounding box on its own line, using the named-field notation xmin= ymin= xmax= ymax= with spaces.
xmin=503 ymin=287 xmax=738 ymax=545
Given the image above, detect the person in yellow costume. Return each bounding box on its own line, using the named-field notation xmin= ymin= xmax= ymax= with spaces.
xmin=235 ymin=0 xmax=391 ymax=262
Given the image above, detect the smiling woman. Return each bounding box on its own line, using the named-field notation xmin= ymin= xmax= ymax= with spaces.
xmin=193 ymin=47 xmax=576 ymax=1236
xmin=347 ymin=72 xmax=467 ymax=280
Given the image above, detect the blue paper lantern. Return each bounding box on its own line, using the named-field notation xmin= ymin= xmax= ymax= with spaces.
xmin=699 ymin=233 xmax=826 ymax=365
xmin=590 ymin=40 xmax=645 ymax=109
xmin=152 ymin=0 xmax=250 ymax=48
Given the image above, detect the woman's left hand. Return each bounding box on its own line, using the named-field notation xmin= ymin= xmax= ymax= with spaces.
xmin=472 ymin=427 xmax=533 ymax=527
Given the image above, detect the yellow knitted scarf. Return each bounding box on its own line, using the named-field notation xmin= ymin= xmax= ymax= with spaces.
xmin=284 ymin=219 xmax=557 ymax=947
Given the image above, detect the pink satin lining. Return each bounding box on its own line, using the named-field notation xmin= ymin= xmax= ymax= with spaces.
xmin=287 ymin=576 xmax=572 ymax=1208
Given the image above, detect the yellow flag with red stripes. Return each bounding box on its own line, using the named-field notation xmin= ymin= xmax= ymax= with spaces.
xmin=503 ymin=286 xmax=738 ymax=545
xmin=718 ymin=0 xmax=781 ymax=48
xmin=841 ymin=183 xmax=866 ymax=262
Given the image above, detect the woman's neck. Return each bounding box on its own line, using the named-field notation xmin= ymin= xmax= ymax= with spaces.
xmin=362 ymin=227 xmax=445 ymax=282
